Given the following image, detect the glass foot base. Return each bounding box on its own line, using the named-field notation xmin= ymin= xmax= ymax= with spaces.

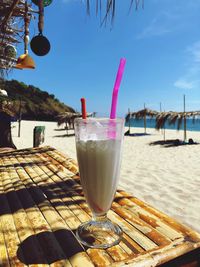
xmin=76 ymin=218 xmax=123 ymax=248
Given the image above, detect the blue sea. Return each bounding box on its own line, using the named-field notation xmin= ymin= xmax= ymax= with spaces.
xmin=125 ymin=118 xmax=200 ymax=132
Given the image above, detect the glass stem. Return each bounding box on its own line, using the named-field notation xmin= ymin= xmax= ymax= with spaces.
xmin=93 ymin=213 xmax=108 ymax=222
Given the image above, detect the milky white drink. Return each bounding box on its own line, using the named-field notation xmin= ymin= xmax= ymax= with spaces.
xmin=75 ymin=118 xmax=124 ymax=248
xmin=76 ymin=139 xmax=122 ymax=216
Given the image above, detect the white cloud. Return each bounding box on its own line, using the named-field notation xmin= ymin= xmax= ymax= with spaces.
xmin=174 ymin=79 xmax=194 ymax=90
xmin=137 ymin=1 xmax=200 ymax=40
xmin=174 ymin=41 xmax=200 ymax=90
xmin=187 ymin=41 xmax=200 ymax=63
xmin=137 ymin=12 xmax=179 ymax=39
xmin=137 ymin=20 xmax=170 ymax=39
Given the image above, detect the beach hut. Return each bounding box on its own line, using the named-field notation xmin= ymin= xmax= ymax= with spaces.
xmin=126 ymin=108 xmax=158 ymax=134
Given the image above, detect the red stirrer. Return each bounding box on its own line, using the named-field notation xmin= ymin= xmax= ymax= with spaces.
xmin=81 ymin=98 xmax=87 ymax=119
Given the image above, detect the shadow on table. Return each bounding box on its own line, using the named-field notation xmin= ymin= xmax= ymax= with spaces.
xmin=0 ymin=179 xmax=84 ymax=217
xmin=17 ymin=229 xmax=83 ymax=264
xmin=160 ymin=247 xmax=200 ymax=266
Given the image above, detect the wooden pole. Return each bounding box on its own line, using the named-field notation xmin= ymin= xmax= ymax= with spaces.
xmin=183 ymin=94 xmax=187 ymax=142
xmin=144 ymin=103 xmax=146 ymax=134
xmin=160 ymin=102 xmax=166 ymax=141
xmin=128 ymin=108 xmax=131 ymax=133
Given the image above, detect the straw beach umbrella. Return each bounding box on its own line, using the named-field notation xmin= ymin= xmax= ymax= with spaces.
xmin=127 ymin=108 xmax=158 ymax=134
xmin=57 ymin=112 xmax=81 ymax=132
xmin=57 ymin=111 xmax=93 ymax=134
xmin=155 ymin=111 xmax=200 ymax=142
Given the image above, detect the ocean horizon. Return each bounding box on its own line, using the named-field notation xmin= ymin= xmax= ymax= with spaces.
xmin=125 ymin=118 xmax=200 ymax=132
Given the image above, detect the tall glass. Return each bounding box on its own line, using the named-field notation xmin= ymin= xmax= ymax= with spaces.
xmin=74 ymin=118 xmax=124 ymax=248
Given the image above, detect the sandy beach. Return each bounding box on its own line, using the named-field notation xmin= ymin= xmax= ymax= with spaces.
xmin=12 ymin=120 xmax=200 ymax=234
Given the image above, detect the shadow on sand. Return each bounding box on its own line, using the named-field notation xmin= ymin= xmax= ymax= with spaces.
xmin=124 ymin=130 xmax=151 ymax=137
xmin=54 ymin=128 xmax=67 ymax=131
xmin=149 ymin=139 xmax=199 ymax=148
xmin=53 ymin=134 xmax=75 ymax=138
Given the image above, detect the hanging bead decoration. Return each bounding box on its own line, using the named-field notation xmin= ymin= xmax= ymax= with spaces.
xmin=24 ymin=1 xmax=30 ymax=55
xmin=30 ymin=0 xmax=50 ymax=56
xmin=15 ymin=1 xmax=35 ymax=69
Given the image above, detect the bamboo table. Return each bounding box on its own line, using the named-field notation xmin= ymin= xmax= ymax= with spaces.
xmin=0 ymin=146 xmax=200 ymax=267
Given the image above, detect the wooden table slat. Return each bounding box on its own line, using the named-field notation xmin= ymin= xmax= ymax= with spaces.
xmin=118 ymin=190 xmax=200 ymax=243
xmin=113 ymin=195 xmax=183 ymax=241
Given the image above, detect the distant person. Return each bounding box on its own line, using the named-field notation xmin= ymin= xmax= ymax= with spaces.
xmin=188 ymin=138 xmax=195 ymax=145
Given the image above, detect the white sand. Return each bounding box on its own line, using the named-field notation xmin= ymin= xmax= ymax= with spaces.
xmin=12 ymin=120 xmax=200 ymax=233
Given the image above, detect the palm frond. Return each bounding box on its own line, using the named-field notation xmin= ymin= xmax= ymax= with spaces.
xmin=168 ymin=114 xmax=178 ymax=125
xmin=87 ymin=0 xmax=90 ymax=15
xmin=86 ymin=0 xmax=143 ymax=25
xmin=155 ymin=113 xmax=171 ymax=129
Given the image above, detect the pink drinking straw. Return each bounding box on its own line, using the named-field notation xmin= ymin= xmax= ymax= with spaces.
xmin=110 ymin=58 xmax=126 ymax=119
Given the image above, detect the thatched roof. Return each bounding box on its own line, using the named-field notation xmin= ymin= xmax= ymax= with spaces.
xmin=126 ymin=108 xmax=158 ymax=122
xmin=57 ymin=112 xmax=82 ymax=126
xmin=155 ymin=111 xmax=200 ymax=130
xmin=56 ymin=112 xmax=94 ymax=126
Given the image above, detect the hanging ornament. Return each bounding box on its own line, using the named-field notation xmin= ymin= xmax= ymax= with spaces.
xmin=30 ymin=34 xmax=50 ymax=56
xmin=31 ymin=0 xmax=53 ymax=7
xmin=15 ymin=54 xmax=35 ymax=69
xmin=4 ymin=45 xmax=17 ymax=59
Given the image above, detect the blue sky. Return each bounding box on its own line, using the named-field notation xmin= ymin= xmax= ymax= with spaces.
xmin=10 ymin=0 xmax=200 ymax=117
